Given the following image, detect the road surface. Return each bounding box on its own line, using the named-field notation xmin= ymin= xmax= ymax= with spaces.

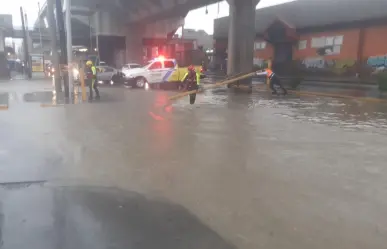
xmin=0 ymin=79 xmax=387 ymax=249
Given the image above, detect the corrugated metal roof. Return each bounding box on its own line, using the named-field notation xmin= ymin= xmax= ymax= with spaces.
xmin=214 ymin=0 xmax=387 ymax=38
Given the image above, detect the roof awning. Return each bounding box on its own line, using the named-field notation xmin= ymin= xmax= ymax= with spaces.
xmin=263 ymin=18 xmax=298 ymax=43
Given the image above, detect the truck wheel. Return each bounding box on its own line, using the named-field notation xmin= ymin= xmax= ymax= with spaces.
xmin=135 ymin=77 xmax=146 ymax=88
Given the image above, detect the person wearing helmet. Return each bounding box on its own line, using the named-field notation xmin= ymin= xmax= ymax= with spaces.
xmin=85 ymin=60 xmax=100 ymax=100
xmin=181 ymin=65 xmax=201 ymax=104
xmin=256 ymin=67 xmax=287 ymax=95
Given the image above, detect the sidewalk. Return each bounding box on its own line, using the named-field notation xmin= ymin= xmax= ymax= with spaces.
xmin=204 ymin=74 xmax=386 ymax=101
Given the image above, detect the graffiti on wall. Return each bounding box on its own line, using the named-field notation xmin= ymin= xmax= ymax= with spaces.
xmin=302 ymin=57 xmax=325 ymax=69
xmin=302 ymin=57 xmax=356 ymax=69
xmin=367 ymin=55 xmax=387 ymax=68
xmin=300 ymin=57 xmax=357 ymax=76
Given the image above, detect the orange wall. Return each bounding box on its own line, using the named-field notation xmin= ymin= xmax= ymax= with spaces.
xmin=362 ymin=24 xmax=387 ymax=58
xmin=218 ymin=23 xmax=387 ymax=61
xmin=254 ymin=39 xmax=274 ymax=60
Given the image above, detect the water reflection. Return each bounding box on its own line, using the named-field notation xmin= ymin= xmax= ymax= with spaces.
xmin=191 ymin=86 xmax=387 ymax=134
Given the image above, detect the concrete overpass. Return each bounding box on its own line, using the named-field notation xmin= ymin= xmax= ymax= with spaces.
xmin=34 ymin=0 xmax=260 ymax=77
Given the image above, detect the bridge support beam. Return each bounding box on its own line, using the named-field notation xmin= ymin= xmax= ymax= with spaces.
xmin=226 ymin=0 xmax=259 ymax=85
xmin=126 ymin=25 xmax=144 ymax=63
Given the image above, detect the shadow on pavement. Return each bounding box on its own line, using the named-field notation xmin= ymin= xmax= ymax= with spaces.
xmin=0 ymin=184 xmax=236 ymax=249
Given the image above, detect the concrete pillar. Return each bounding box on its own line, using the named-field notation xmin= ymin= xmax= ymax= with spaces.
xmin=126 ymin=25 xmax=144 ymax=63
xmin=226 ymin=0 xmax=259 ymax=81
xmin=0 ymin=30 xmax=8 ymax=79
xmin=0 ymin=30 xmax=4 ymax=52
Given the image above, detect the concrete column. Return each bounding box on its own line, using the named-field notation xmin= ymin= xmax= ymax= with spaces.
xmin=0 ymin=30 xmax=8 ymax=79
xmin=0 ymin=30 xmax=4 ymax=52
xmin=226 ymin=0 xmax=259 ymax=80
xmin=126 ymin=25 xmax=144 ymax=64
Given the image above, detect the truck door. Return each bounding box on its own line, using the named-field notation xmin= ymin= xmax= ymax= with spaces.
xmin=162 ymin=60 xmax=178 ymax=82
xmin=147 ymin=61 xmax=163 ymax=83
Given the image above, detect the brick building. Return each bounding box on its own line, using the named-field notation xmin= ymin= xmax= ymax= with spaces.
xmin=213 ymin=0 xmax=387 ymax=76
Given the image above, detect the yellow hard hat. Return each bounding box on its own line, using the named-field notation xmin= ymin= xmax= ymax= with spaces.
xmin=86 ymin=60 xmax=93 ymax=66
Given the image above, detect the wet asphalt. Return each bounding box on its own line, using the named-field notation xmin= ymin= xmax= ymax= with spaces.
xmin=0 ymin=79 xmax=387 ymax=249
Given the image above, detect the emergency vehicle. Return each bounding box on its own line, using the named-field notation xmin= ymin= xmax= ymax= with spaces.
xmin=122 ymin=56 xmax=205 ymax=89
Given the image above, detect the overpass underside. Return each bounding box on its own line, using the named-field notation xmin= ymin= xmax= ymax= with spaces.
xmin=35 ymin=0 xmax=220 ymax=66
xmin=37 ymin=0 xmax=258 ymax=77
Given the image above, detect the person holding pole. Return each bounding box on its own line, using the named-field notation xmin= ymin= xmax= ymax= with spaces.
xmin=256 ymin=68 xmax=287 ymax=95
xmin=181 ymin=65 xmax=201 ymax=104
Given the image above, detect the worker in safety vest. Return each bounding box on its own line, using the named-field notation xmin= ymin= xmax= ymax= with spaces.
xmin=256 ymin=68 xmax=287 ymax=95
xmin=181 ymin=65 xmax=201 ymax=104
xmin=85 ymin=60 xmax=100 ymax=100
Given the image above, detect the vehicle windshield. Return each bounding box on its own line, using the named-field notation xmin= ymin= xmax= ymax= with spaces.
xmin=143 ymin=61 xmax=154 ymax=69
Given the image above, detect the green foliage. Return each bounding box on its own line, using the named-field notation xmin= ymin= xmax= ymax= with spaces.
xmin=377 ymin=71 xmax=387 ymax=92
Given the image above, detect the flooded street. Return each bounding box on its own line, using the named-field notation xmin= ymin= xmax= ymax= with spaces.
xmin=1 ymin=80 xmax=387 ymax=249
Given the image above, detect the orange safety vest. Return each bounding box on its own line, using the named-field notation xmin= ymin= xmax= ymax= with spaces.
xmin=265 ymin=69 xmax=275 ymax=79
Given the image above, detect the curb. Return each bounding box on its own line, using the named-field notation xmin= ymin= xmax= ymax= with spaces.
xmin=229 ymin=84 xmax=387 ymax=103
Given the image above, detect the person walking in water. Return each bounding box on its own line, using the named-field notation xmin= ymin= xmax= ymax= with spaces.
xmin=181 ymin=65 xmax=201 ymax=104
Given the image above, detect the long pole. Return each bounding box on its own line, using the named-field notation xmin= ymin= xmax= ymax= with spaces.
xmin=38 ymin=2 xmax=43 ymax=53
xmin=95 ymin=8 xmax=100 ymax=61
xmin=89 ymin=15 xmax=93 ymax=50
xmin=65 ymin=0 xmax=73 ymax=87
xmin=47 ymin=0 xmax=61 ymax=92
xmin=20 ymin=7 xmax=31 ymax=79
xmin=56 ymin=0 xmax=69 ymax=98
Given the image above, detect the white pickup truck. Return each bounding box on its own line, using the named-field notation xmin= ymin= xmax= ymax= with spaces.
xmin=122 ymin=57 xmax=205 ymax=89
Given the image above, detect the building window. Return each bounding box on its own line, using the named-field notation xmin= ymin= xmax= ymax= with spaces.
xmin=254 ymin=42 xmax=266 ymax=50
xmin=298 ymin=40 xmax=307 ymax=50
xmin=333 ymin=35 xmax=343 ymax=45
xmin=311 ymin=35 xmax=344 ymax=54
xmin=312 ymin=35 xmax=344 ymax=48
xmin=311 ymin=37 xmax=326 ymax=48
xmin=332 ymin=45 xmax=341 ymax=54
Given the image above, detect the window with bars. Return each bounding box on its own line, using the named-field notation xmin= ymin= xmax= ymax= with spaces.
xmin=298 ymin=40 xmax=307 ymax=50
xmin=311 ymin=35 xmax=343 ymax=54
xmin=254 ymin=42 xmax=267 ymax=50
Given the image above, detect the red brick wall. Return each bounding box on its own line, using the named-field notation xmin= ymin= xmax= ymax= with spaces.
xmin=217 ymin=23 xmax=387 ymax=63
xmin=254 ymin=39 xmax=274 ymax=60
xmin=362 ymin=24 xmax=387 ymax=58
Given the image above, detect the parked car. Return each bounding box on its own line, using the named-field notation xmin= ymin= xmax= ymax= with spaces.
xmin=122 ymin=63 xmax=142 ymax=71
xmin=96 ymin=66 xmax=123 ymax=85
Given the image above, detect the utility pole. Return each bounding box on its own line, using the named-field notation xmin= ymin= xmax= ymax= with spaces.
xmin=56 ymin=0 xmax=69 ymax=98
xmin=38 ymin=2 xmax=43 ymax=54
xmin=20 ymin=7 xmax=31 ymax=79
xmin=89 ymin=15 xmax=93 ymax=51
xmin=25 ymin=13 xmax=33 ymax=74
xmin=65 ymin=0 xmax=73 ymax=88
xmin=95 ymin=6 xmax=100 ymax=60
xmin=47 ymin=0 xmax=61 ymax=92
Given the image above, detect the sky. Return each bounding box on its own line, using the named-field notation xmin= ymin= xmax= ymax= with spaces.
xmin=2 ymin=0 xmax=293 ymax=35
